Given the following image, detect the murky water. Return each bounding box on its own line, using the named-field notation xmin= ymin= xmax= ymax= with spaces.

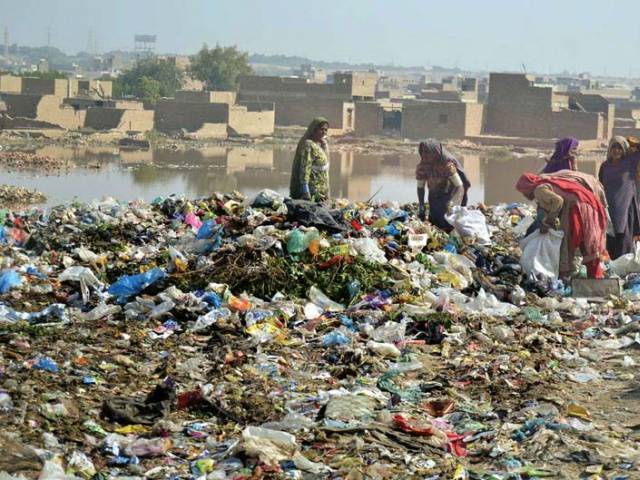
xmin=1 ymin=145 xmax=605 ymax=206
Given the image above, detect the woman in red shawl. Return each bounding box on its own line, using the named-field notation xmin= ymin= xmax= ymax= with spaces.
xmin=516 ymin=171 xmax=607 ymax=279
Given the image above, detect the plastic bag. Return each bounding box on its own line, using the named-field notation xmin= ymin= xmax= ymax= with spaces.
xmin=308 ymin=285 xmax=344 ymax=311
xmin=108 ymin=268 xmax=167 ymax=303
xmin=445 ymin=207 xmax=492 ymax=245
xmin=610 ymin=242 xmax=640 ymax=277
xmin=251 ymin=189 xmax=284 ymax=209
xmin=59 ymin=266 xmax=104 ymax=303
xmin=196 ymin=220 xmax=217 ymax=240
xmin=347 ymin=238 xmax=387 ymax=264
xmin=520 ymin=229 xmax=564 ymax=280
xmin=286 ymin=230 xmax=307 ymax=254
xmin=0 ymin=270 xmax=22 ymax=294
xmin=241 ymin=427 xmax=298 ymax=466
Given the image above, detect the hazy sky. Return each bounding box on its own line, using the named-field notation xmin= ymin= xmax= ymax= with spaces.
xmin=2 ymin=0 xmax=638 ymax=76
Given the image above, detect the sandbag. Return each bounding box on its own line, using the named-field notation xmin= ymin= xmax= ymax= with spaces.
xmin=445 ymin=206 xmax=491 ymax=245
xmin=520 ymin=229 xmax=564 ymax=280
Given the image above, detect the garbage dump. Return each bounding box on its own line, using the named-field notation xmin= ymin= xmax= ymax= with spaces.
xmin=1 ymin=192 xmax=640 ymax=479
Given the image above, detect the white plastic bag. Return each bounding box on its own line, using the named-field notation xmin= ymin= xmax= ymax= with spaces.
xmin=347 ymin=238 xmax=387 ymax=264
xmin=610 ymin=242 xmax=640 ymax=277
xmin=520 ymin=229 xmax=564 ymax=280
xmin=445 ymin=206 xmax=492 ymax=245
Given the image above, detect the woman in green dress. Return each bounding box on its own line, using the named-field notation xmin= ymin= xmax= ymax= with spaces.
xmin=290 ymin=117 xmax=330 ymax=201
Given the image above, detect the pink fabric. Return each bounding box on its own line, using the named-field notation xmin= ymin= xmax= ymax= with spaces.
xmin=184 ymin=213 xmax=203 ymax=231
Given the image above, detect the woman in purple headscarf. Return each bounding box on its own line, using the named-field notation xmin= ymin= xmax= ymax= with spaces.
xmin=541 ymin=137 xmax=579 ymax=174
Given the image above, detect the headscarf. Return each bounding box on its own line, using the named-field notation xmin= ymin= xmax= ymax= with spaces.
xmin=516 ymin=171 xmax=607 ymax=229
xmin=542 ymin=137 xmax=579 ymax=173
xmin=627 ymin=136 xmax=640 ymax=153
xmin=416 ymin=138 xmax=463 ymax=180
xmin=295 ymin=117 xmax=329 ymax=159
xmin=608 ymin=136 xmax=630 ymax=160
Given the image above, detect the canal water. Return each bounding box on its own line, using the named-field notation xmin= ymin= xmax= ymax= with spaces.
xmin=0 ymin=145 xmax=605 ymax=207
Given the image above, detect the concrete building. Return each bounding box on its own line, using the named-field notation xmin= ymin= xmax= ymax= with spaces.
xmin=154 ymin=90 xmax=275 ymax=139
xmin=484 ymin=73 xmax=606 ymax=141
xmin=1 ymin=93 xmax=86 ymax=129
xmin=401 ymin=100 xmax=484 ymax=140
xmin=238 ymin=73 xmax=376 ymax=132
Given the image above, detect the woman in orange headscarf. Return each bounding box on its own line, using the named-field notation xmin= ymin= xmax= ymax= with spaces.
xmin=516 ymin=171 xmax=607 ymax=279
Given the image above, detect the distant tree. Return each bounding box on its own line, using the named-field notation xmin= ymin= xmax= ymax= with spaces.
xmin=110 ymin=58 xmax=183 ymax=100
xmin=189 ymin=44 xmax=253 ymax=91
xmin=135 ymin=76 xmax=161 ymax=104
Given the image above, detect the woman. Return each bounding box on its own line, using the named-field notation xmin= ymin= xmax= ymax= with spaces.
xmin=516 ymin=171 xmax=607 ymax=279
xmin=541 ymin=137 xmax=579 ymax=174
xmin=525 ymin=137 xmax=580 ymax=237
xmin=290 ymin=117 xmax=330 ymax=202
xmin=627 ymin=136 xmax=640 ymax=154
xmin=598 ymin=136 xmax=640 ymax=259
xmin=416 ymin=139 xmax=471 ymax=230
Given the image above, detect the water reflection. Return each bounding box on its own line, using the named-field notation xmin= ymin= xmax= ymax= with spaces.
xmin=0 ymin=145 xmax=605 ymax=206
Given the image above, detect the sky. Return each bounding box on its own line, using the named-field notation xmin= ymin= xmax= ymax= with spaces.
xmin=1 ymin=0 xmax=639 ymax=77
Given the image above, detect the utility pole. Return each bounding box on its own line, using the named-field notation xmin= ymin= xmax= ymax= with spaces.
xmin=3 ymin=26 xmax=8 ymax=58
xmin=46 ymin=26 xmax=52 ymax=67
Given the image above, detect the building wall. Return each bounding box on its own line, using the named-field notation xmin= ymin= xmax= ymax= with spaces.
xmin=269 ymin=97 xmax=349 ymax=129
xmin=401 ymin=101 xmax=467 ymax=139
xmin=239 ymin=75 xmax=352 ymax=100
xmin=228 ymin=105 xmax=275 ymax=136
xmin=0 ymin=75 xmax=22 ymax=93
xmin=36 ymin=95 xmax=86 ymax=129
xmin=465 ymin=103 xmax=485 ymax=136
xmin=549 ymin=110 xmax=603 ymax=140
xmin=485 ymin=73 xmax=552 ymax=135
xmin=84 ymin=108 xmax=154 ymax=132
xmin=2 ymin=93 xmax=41 ymax=117
xmin=175 ymin=90 xmax=237 ymax=104
xmin=354 ymin=101 xmax=384 ymax=137
xmin=154 ymin=99 xmax=229 ymax=133
xmin=21 ymin=78 xmax=70 ymax=97
xmin=484 ymin=73 xmax=603 ymax=140
xmin=334 ymin=72 xmax=377 ymax=99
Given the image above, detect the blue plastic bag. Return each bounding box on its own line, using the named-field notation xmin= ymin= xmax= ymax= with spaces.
xmin=0 ymin=270 xmax=22 ymax=294
xmin=196 ymin=220 xmax=217 ymax=240
xmin=33 ymin=356 xmax=58 ymax=373
xmin=201 ymin=292 xmax=221 ymax=308
xmin=108 ymin=268 xmax=167 ymax=303
xmin=322 ymin=330 xmax=351 ymax=347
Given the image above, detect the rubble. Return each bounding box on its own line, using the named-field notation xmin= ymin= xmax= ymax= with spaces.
xmin=0 ymin=151 xmax=70 ymax=171
xmin=0 ymin=185 xmax=46 ymax=209
xmin=0 ymin=191 xmax=639 ymax=479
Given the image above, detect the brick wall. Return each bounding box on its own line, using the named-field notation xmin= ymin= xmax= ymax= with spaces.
xmin=354 ymin=102 xmax=383 ymax=136
xmin=85 ymin=108 xmax=154 ymax=132
xmin=401 ymin=101 xmax=467 ymax=139
xmin=228 ymin=105 xmax=275 ymax=136
xmin=154 ymin=99 xmax=229 ymax=133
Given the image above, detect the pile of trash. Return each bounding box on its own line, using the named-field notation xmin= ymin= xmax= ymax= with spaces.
xmin=1 ymin=190 xmax=640 ymax=479
xmin=0 ymin=151 xmax=69 ymax=171
xmin=0 ymin=184 xmax=46 ymax=209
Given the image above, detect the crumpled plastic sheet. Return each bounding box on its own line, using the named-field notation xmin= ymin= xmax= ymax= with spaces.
xmin=0 ymin=303 xmax=68 ymax=325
